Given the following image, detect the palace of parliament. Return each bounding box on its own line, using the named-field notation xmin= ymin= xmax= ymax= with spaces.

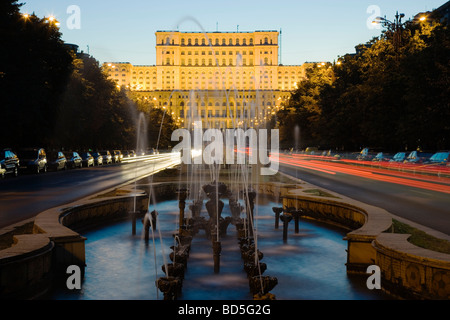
xmin=103 ymin=30 xmax=319 ymax=129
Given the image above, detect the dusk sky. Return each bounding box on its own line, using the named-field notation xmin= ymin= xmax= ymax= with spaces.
xmin=21 ymin=0 xmax=446 ymax=65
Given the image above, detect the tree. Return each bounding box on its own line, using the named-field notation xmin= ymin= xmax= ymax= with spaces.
xmin=316 ymin=17 xmax=449 ymax=152
xmin=133 ymin=99 xmax=179 ymax=151
xmin=56 ymin=54 xmax=137 ymax=150
xmin=0 ymin=0 xmax=73 ymax=148
xmin=275 ymin=63 xmax=333 ymax=150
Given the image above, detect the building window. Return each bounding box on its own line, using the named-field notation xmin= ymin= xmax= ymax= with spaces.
xmin=188 ymin=39 xmax=192 ymax=45
xmin=195 ymin=39 xmax=199 ymax=45
xmin=236 ymin=39 xmax=240 ymax=45
xmin=215 ymin=39 xmax=219 ymax=45
xmin=243 ymin=39 xmax=247 ymax=45
xmin=229 ymin=38 xmax=233 ymax=45
xmin=202 ymin=39 xmax=206 ymax=45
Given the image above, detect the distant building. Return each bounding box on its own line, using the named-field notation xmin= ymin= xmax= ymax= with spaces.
xmin=436 ymin=0 xmax=450 ymax=23
xmin=103 ymin=31 xmax=319 ymax=129
xmin=64 ymin=43 xmax=90 ymax=59
xmin=414 ymin=0 xmax=449 ymax=24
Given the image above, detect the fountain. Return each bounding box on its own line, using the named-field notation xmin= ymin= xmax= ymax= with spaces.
xmin=284 ymin=207 xmax=302 ymax=234
xmin=272 ymin=207 xmax=283 ymax=229
xmin=280 ymin=212 xmax=293 ymax=243
xmin=41 ymin=19 xmax=391 ymax=302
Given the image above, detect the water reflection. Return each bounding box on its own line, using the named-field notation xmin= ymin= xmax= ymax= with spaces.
xmin=48 ymin=199 xmax=390 ymax=300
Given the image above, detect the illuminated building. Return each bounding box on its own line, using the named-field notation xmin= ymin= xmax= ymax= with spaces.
xmin=104 ymin=30 xmax=317 ymax=128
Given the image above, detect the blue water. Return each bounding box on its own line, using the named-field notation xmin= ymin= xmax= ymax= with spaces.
xmin=49 ymin=198 xmax=389 ymax=300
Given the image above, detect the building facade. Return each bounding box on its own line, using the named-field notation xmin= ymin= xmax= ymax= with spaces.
xmin=104 ymin=30 xmax=315 ymax=129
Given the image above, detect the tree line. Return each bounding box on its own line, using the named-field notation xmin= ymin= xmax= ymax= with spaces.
xmin=0 ymin=0 xmax=177 ymax=152
xmin=275 ymin=14 xmax=449 ymax=153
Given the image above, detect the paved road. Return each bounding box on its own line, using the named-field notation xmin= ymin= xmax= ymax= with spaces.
xmin=277 ymin=154 xmax=450 ymax=237
xmin=0 ymin=153 xmax=180 ymax=229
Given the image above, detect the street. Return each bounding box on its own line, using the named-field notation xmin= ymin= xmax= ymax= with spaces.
xmin=0 ymin=153 xmax=180 ymax=229
xmin=277 ymin=153 xmax=450 ymax=236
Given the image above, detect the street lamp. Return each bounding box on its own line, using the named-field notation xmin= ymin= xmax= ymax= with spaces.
xmin=372 ymin=11 xmax=406 ymax=52
xmin=45 ymin=15 xmax=61 ymax=28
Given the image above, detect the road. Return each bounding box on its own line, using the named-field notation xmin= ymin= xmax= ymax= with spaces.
xmin=0 ymin=153 xmax=180 ymax=229
xmin=277 ymin=153 xmax=450 ymax=237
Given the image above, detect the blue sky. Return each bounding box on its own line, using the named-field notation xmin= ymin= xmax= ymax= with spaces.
xmin=21 ymin=0 xmax=446 ymax=65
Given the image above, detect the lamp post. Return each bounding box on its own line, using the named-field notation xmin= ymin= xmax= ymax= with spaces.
xmin=45 ymin=15 xmax=61 ymax=28
xmin=372 ymin=11 xmax=406 ymax=52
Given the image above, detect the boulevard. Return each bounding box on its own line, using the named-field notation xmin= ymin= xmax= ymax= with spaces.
xmin=277 ymin=153 xmax=450 ymax=237
xmin=0 ymin=153 xmax=180 ymax=229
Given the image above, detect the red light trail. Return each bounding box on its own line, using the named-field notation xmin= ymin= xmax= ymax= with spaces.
xmin=276 ymin=154 xmax=450 ymax=195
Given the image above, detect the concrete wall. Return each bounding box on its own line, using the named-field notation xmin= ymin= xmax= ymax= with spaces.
xmin=255 ymin=181 xmax=450 ymax=299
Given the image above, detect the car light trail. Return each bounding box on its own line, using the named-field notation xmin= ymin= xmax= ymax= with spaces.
xmin=278 ymin=154 xmax=450 ymax=195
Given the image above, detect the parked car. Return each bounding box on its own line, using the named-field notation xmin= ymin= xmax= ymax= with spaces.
xmin=99 ymin=150 xmax=112 ymax=164
xmin=0 ymin=148 xmax=20 ymax=177
xmin=129 ymin=150 xmax=136 ymax=157
xmin=80 ymin=152 xmax=94 ymax=167
xmin=390 ymin=152 xmax=408 ymax=163
xmin=66 ymin=151 xmax=83 ymax=169
xmin=426 ymin=151 xmax=450 ymax=165
xmin=91 ymin=151 xmax=103 ymax=166
xmin=357 ymin=148 xmax=379 ymax=161
xmin=404 ymin=151 xmax=433 ymax=164
xmin=47 ymin=151 xmax=68 ymax=171
xmin=372 ymin=152 xmax=392 ymax=162
xmin=17 ymin=148 xmax=47 ymax=174
xmin=113 ymin=150 xmax=123 ymax=163
xmin=122 ymin=150 xmax=130 ymax=158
